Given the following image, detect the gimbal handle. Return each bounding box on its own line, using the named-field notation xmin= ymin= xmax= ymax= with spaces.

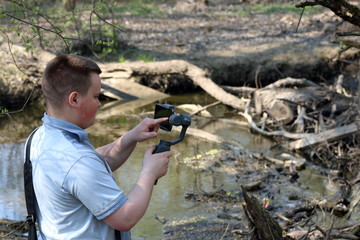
xmin=153 ymin=140 xmax=172 ymax=185
xmin=153 ymin=114 xmax=191 ymax=185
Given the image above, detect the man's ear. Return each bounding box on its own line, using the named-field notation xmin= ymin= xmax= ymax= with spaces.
xmin=68 ymin=91 xmax=79 ymax=107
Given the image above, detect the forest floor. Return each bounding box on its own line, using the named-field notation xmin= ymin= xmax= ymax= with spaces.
xmin=118 ymin=0 xmax=360 ymax=91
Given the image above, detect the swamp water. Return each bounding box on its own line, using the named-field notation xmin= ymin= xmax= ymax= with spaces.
xmin=0 ymin=93 xmax=333 ymax=239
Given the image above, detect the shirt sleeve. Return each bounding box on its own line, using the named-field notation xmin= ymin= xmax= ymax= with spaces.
xmin=63 ymin=154 xmax=128 ymax=220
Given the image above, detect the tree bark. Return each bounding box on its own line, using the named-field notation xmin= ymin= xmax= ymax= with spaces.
xmin=242 ymin=187 xmax=287 ymax=240
xmin=296 ymin=0 xmax=360 ymax=28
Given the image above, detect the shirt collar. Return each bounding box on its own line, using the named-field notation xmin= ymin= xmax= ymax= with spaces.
xmin=41 ymin=113 xmax=88 ymax=142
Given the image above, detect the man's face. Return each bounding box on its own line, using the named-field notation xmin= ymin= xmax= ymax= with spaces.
xmin=77 ymin=72 xmax=102 ymax=129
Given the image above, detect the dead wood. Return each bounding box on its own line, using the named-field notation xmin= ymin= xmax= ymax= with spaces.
xmin=102 ymin=60 xmax=247 ymax=111
xmin=239 ymin=100 xmax=310 ymax=139
xmin=285 ymin=121 xmax=360 ymax=150
xmin=345 ymin=172 xmax=360 ymax=223
xmin=253 ymin=77 xmax=353 ymax=124
xmin=177 ymin=101 xmax=221 ymax=117
xmin=220 ymin=85 xmax=255 ymax=98
xmin=241 ymin=187 xmax=287 ymax=240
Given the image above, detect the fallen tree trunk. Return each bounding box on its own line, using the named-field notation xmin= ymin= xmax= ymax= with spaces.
xmin=100 ymin=60 xmax=247 ymax=111
xmin=285 ymin=121 xmax=360 ymax=150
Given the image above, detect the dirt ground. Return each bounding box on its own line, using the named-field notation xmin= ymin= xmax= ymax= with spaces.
xmin=121 ymin=1 xmax=360 ymax=91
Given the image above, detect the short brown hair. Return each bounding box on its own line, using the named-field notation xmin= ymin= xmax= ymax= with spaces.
xmin=42 ymin=54 xmax=102 ymax=109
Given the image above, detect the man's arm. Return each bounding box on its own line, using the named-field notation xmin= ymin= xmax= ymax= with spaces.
xmin=103 ymin=146 xmax=172 ymax=231
xmin=96 ymin=117 xmax=168 ymax=171
xmin=96 ymin=132 xmax=137 ymax=171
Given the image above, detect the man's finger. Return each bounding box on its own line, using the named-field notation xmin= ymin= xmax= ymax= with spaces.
xmin=153 ymin=117 xmax=168 ymax=124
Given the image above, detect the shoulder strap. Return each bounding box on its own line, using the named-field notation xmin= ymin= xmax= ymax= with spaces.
xmin=24 ymin=128 xmax=39 ymax=240
xmin=115 ymin=229 xmax=121 ymax=240
xmin=24 ymin=128 xmax=121 ymax=240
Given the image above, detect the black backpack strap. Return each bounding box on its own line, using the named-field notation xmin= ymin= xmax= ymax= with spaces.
xmin=24 ymin=128 xmax=39 ymax=240
xmin=115 ymin=229 xmax=121 ymax=240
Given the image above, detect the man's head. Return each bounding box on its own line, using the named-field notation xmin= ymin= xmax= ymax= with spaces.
xmin=42 ymin=54 xmax=102 ymax=109
xmin=42 ymin=55 xmax=103 ymax=129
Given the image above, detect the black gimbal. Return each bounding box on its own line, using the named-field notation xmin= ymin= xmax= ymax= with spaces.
xmin=153 ymin=104 xmax=191 ymax=184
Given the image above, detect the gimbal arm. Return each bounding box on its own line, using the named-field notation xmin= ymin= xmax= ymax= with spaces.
xmin=153 ymin=114 xmax=191 ymax=184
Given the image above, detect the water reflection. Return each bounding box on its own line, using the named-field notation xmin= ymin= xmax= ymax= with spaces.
xmin=0 ymin=142 xmax=27 ymax=220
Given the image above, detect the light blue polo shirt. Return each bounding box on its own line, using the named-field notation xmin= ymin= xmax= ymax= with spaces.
xmin=27 ymin=113 xmax=130 ymax=240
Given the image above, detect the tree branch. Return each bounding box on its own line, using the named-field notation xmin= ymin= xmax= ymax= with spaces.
xmin=0 ymin=28 xmax=40 ymax=124
xmin=295 ymin=0 xmax=360 ymax=28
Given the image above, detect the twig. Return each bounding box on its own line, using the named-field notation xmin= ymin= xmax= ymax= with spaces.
xmin=324 ymin=216 xmax=335 ymax=240
xmin=337 ymin=59 xmax=360 ymax=66
xmin=220 ymin=223 xmax=230 ymax=240
xmin=1 ymin=12 xmax=71 ymax=52
xmin=89 ymin=0 xmax=127 ymax=46
xmin=255 ymin=66 xmax=262 ymax=89
xmin=91 ymin=10 xmax=127 ymax=33
xmin=154 ymin=214 xmax=167 ymax=224
xmin=336 ymin=31 xmax=360 ymax=37
xmin=4 ymin=0 xmax=62 ymax=34
xmin=337 ymin=222 xmax=360 ymax=233
xmin=315 ymin=225 xmax=327 ymax=237
xmin=350 ymin=177 xmax=360 ymax=186
xmin=295 ymin=7 xmax=305 ymax=33
xmin=239 ymin=100 xmax=310 ymax=139
xmin=0 ymin=27 xmax=41 ymax=125
xmin=1 ymin=220 xmax=27 ymax=238
xmin=90 ymin=0 xmax=96 ymax=46
xmin=190 ymin=100 xmax=221 ymax=116
xmin=0 ymin=28 xmax=27 ymax=76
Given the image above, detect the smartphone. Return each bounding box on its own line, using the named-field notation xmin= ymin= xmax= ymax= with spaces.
xmin=154 ymin=104 xmax=174 ymax=131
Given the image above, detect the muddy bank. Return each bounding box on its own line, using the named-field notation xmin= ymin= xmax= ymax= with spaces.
xmin=160 ymin=140 xmax=358 ymax=239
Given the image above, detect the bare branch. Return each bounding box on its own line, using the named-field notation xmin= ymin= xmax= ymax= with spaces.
xmin=89 ymin=0 xmax=127 ymax=46
xmin=4 ymin=0 xmax=63 ymax=34
xmin=0 ymin=28 xmax=27 ymax=76
xmin=296 ymin=0 xmax=360 ymax=28
xmin=0 ymin=28 xmax=40 ymax=121
xmin=1 ymin=12 xmax=71 ymax=51
xmin=295 ymin=6 xmax=305 ymax=33
xmin=336 ymin=31 xmax=360 ymax=37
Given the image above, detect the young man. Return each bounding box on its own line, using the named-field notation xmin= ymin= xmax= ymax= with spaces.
xmin=26 ymin=54 xmax=172 ymax=239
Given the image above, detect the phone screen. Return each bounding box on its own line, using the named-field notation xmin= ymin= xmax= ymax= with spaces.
xmin=154 ymin=104 xmax=173 ymax=131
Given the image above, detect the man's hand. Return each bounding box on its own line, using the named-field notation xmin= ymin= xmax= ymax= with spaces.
xmin=142 ymin=145 xmax=172 ymax=180
xmin=128 ymin=117 xmax=168 ymax=143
